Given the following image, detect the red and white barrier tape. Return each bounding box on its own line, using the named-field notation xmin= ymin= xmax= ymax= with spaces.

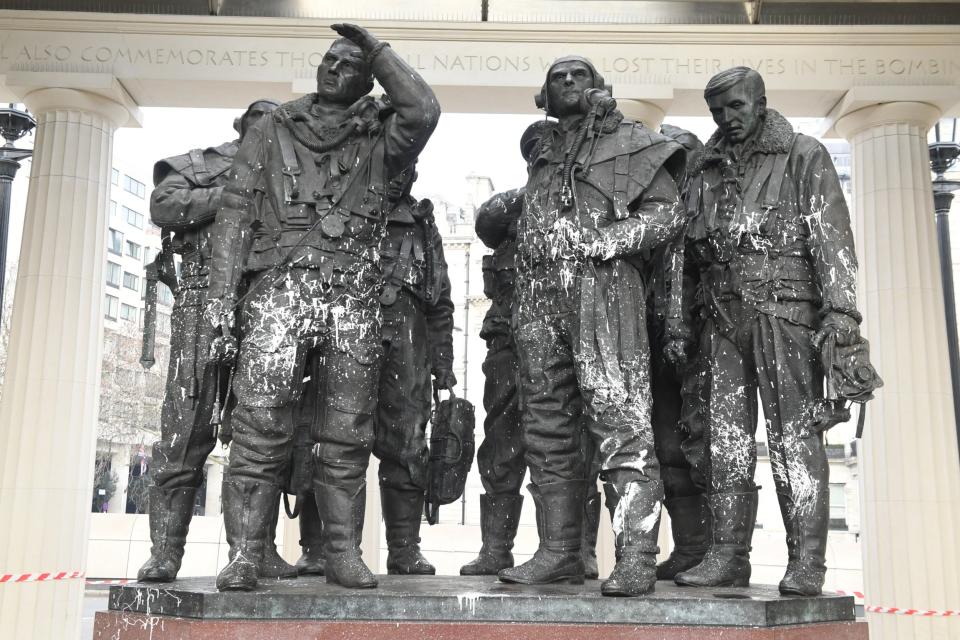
xmin=0 ymin=571 xmax=84 ymax=583
xmin=86 ymin=579 xmax=132 ymax=585
xmin=864 ymin=606 xmax=957 ymax=617
xmin=836 ymin=590 xmax=957 ymax=617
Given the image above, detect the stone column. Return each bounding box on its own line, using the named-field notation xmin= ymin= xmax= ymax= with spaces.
xmin=836 ymin=102 xmax=960 ymax=640
xmin=617 ymin=99 xmax=665 ymax=131
xmin=0 ymin=88 xmax=130 ymax=639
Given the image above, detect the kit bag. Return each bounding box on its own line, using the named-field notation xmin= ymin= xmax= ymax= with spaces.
xmin=424 ymin=389 xmax=476 ymax=525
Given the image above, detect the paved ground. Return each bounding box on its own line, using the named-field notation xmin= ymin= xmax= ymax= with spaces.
xmin=83 ymin=591 xmax=110 ymax=640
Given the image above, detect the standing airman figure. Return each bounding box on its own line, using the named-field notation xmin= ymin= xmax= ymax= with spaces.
xmin=206 ymin=23 xmax=439 ymax=591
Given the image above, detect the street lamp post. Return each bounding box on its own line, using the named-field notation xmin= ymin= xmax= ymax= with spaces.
xmin=0 ymin=104 xmax=36 ymax=332
xmin=929 ymin=118 xmax=960 ymax=457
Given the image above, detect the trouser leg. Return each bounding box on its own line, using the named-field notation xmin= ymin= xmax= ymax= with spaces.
xmin=141 ymin=291 xmax=220 ymax=581
xmin=312 ymin=314 xmax=380 ymax=589
xmin=498 ymin=315 xmax=586 ymax=585
xmin=216 ymin=403 xmax=293 ymax=591
xmin=585 ymin=398 xmax=663 ymax=597
xmin=675 ymin=322 xmax=760 ymax=588
xmin=295 ymin=492 xmax=326 ymax=576
xmin=580 ymin=424 xmax=602 ymax=580
xmin=374 ymin=309 xmax=435 ymax=575
xmin=753 ymin=314 xmax=830 ymax=596
xmin=462 ymin=334 xmax=526 ymax=575
xmin=652 ymin=349 xmax=711 ymax=579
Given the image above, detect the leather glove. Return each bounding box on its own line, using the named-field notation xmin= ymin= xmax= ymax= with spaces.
xmin=663 ymin=338 xmax=689 ymax=368
xmin=812 ymin=311 xmax=860 ymax=352
xmin=210 ymin=333 xmax=238 ymax=366
xmin=433 ymin=370 xmax=457 ymax=392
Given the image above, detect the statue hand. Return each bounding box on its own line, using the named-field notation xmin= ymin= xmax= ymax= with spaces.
xmin=433 ymin=370 xmax=457 ymax=392
xmin=210 ymin=334 xmax=239 ymax=366
xmin=204 ymin=298 xmax=231 ymax=332
xmin=812 ymin=311 xmax=860 ymax=351
xmin=663 ymin=338 xmax=689 ymax=367
xmin=331 ymin=23 xmax=379 ymax=52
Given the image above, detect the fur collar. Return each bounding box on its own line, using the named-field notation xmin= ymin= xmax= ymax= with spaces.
xmin=691 ymin=108 xmax=794 ymax=174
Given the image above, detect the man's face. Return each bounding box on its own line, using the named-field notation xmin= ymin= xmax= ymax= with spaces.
xmin=706 ymin=80 xmax=766 ymax=144
xmin=545 ymin=60 xmax=594 ymax=118
xmin=239 ymin=101 xmax=277 ymax=140
xmin=316 ymin=41 xmax=371 ymax=106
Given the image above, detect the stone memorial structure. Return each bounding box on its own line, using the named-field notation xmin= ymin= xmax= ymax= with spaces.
xmin=0 ymin=5 xmax=958 ymax=640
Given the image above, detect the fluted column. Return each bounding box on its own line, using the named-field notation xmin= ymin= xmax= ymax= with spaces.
xmin=618 ymin=99 xmax=665 ymax=130
xmin=0 ymin=88 xmax=129 ymax=639
xmin=836 ymin=102 xmax=960 ymax=640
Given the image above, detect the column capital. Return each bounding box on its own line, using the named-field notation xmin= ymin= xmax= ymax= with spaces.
xmin=834 ymin=101 xmax=942 ymax=141
xmin=617 ymin=98 xmax=666 ymax=131
xmin=9 ymin=72 xmax=142 ymax=128
xmin=824 ymin=85 xmax=958 ymax=139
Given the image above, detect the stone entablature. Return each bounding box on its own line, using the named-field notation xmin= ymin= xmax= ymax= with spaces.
xmin=1 ymin=12 xmax=959 ymax=116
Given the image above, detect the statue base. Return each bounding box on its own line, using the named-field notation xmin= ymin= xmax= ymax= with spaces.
xmin=94 ymin=575 xmax=866 ymax=639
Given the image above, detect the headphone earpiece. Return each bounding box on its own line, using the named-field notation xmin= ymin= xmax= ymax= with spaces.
xmin=534 ymin=87 xmax=546 ymax=110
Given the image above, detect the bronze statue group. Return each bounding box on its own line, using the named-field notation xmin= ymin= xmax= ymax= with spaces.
xmin=136 ymin=23 xmax=880 ymax=601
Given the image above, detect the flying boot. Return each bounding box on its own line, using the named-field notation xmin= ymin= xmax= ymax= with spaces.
xmin=460 ymin=494 xmax=523 ymax=575
xmin=674 ymin=489 xmax=758 ymax=588
xmin=315 ymin=480 xmax=377 ymax=588
xmin=777 ymin=489 xmax=828 ymax=596
xmin=216 ymin=478 xmax=279 ymax=591
xmin=600 ymin=474 xmax=662 ymax=597
xmin=656 ymin=493 xmax=711 ymax=580
xmin=295 ymin=492 xmax=326 ymax=575
xmin=582 ymin=486 xmax=602 ymax=580
xmin=498 ymin=480 xmax=585 ymax=585
xmin=382 ymin=484 xmax=435 ymax=575
xmin=258 ymin=494 xmax=298 ymax=579
xmin=137 ymin=486 xmax=196 ymax=582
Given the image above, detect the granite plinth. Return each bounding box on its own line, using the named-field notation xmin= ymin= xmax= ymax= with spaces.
xmin=104 ymin=575 xmax=855 ymax=627
xmin=93 ymin=614 xmax=868 ymax=640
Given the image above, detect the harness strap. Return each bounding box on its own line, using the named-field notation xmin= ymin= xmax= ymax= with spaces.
xmin=762 ymin=134 xmax=798 ymax=209
xmin=276 ymin=124 xmax=302 ymax=202
xmin=612 ymin=125 xmax=632 ymax=221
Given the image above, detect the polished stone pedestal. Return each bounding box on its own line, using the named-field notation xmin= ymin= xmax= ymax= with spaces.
xmin=94 ymin=575 xmax=866 ymax=639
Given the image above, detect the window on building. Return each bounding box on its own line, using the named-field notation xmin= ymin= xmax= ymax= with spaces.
xmin=108 ymin=229 xmax=123 ymax=255
xmin=126 ymin=240 xmax=141 ymax=260
xmin=829 ymin=483 xmax=847 ymax=530
xmin=120 ymin=303 xmax=138 ymax=323
xmin=123 ymin=271 xmax=139 ymax=291
xmin=109 ymin=200 xmax=117 ymax=218
xmin=158 ymin=284 xmax=174 ymax=307
xmin=142 ymin=246 xmax=155 ymax=265
xmin=123 ymin=175 xmax=146 ymax=199
xmin=123 ymin=206 xmax=144 ymax=229
xmin=105 ymin=261 xmax=121 ymax=288
xmin=104 ymin=294 xmax=119 ymax=320
xmin=111 ymin=168 xmax=119 ymax=185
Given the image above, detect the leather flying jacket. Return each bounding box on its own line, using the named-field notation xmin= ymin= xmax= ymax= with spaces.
xmin=207 ymin=42 xmax=440 ymax=304
xmin=684 ymin=109 xmax=860 ymax=323
xmin=517 ymin=116 xmax=685 ymax=297
xmin=380 ymin=196 xmax=449 ymax=306
xmin=151 ymin=140 xmax=238 ymax=263
xmin=380 ymin=196 xmax=455 ymax=382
